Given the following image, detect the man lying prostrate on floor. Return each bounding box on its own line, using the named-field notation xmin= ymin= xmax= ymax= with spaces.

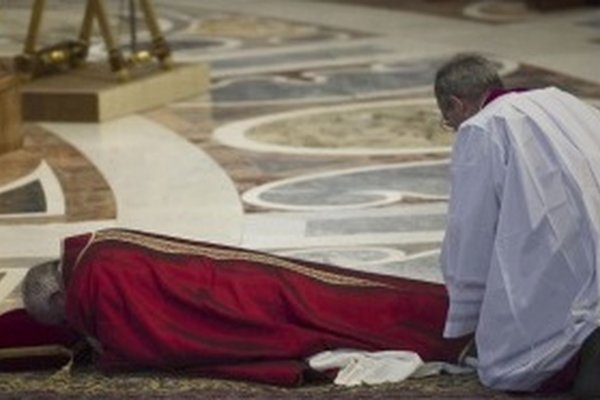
xmin=22 ymin=228 xmax=471 ymax=387
xmin=435 ymin=53 xmax=600 ymax=398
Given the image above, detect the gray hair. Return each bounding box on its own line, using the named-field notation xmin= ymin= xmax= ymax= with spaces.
xmin=22 ymin=260 xmax=65 ymax=325
xmin=434 ymin=53 xmax=504 ymax=113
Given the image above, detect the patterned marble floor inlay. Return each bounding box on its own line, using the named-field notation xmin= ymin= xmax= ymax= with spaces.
xmin=214 ymin=99 xmax=452 ymax=156
xmin=24 ymin=126 xmax=116 ymax=223
xmin=0 ymin=181 xmax=46 ymax=215
xmin=183 ymin=12 xmax=360 ymax=44
xmin=307 ymin=0 xmax=537 ymax=24
xmin=210 ymin=45 xmax=393 ymax=76
xmin=41 ymin=116 xmax=244 ymax=244
xmin=242 ymin=161 xmax=450 ymax=211
xmin=276 ymin=247 xmax=443 ymax=283
xmin=208 ymin=57 xmax=517 ymax=105
xmin=0 ymin=267 xmax=27 ymax=315
xmin=577 ymin=11 xmax=600 ymax=44
xmin=210 ymin=60 xmax=445 ymax=105
xmin=306 ymin=212 xmax=446 ymax=236
xmin=463 ymin=0 xmax=536 ymax=23
xmin=578 ymin=12 xmax=600 ymax=29
xmin=241 ymin=203 xmax=447 ymax=250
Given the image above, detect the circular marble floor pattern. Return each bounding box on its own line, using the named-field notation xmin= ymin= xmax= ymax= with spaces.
xmin=214 ymin=98 xmax=453 ymax=156
xmin=242 ymin=160 xmax=450 ymax=212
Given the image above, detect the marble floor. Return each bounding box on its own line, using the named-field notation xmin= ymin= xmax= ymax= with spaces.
xmin=0 ymin=0 xmax=599 ymax=317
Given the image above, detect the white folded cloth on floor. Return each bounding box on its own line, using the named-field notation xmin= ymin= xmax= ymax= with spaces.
xmin=307 ymin=349 xmax=474 ymax=386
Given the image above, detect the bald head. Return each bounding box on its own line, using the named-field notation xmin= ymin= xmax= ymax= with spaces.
xmin=22 ymin=260 xmax=65 ymax=325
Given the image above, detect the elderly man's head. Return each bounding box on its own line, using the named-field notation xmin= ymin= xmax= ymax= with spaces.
xmin=21 ymin=260 xmax=65 ymax=325
xmin=434 ymin=54 xmax=504 ymax=131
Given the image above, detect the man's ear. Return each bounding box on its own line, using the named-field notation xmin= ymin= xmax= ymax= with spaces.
xmin=448 ymin=95 xmax=465 ymax=113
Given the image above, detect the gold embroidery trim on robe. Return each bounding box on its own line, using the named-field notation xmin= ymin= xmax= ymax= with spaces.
xmin=85 ymin=229 xmax=387 ymax=288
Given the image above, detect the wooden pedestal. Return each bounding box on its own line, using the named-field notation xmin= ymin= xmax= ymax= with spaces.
xmin=21 ymin=62 xmax=209 ymax=122
xmin=0 ymin=73 xmax=23 ymax=155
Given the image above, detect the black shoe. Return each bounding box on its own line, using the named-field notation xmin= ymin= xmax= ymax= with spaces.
xmin=573 ymin=328 xmax=600 ymax=399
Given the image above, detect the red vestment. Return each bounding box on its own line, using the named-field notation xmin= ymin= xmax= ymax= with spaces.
xmin=62 ymin=228 xmax=469 ymax=385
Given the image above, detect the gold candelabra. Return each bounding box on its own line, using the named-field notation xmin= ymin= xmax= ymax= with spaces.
xmin=14 ymin=0 xmax=173 ymax=80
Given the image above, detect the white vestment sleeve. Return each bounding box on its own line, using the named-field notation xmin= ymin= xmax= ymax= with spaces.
xmin=441 ymin=124 xmax=504 ymax=338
